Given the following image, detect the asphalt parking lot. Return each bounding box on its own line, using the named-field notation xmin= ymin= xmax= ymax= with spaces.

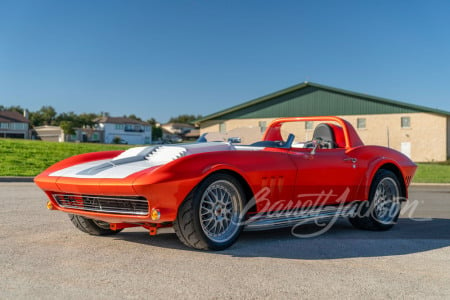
xmin=1 ymin=183 xmax=449 ymax=299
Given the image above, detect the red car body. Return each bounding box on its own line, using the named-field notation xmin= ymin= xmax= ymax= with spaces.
xmin=35 ymin=116 xmax=417 ymax=250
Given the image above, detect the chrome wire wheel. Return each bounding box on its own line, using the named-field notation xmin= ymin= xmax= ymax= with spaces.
xmin=372 ymin=177 xmax=400 ymax=224
xmin=199 ymin=180 xmax=242 ymax=243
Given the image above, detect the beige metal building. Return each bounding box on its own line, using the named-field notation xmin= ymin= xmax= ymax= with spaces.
xmin=197 ymin=82 xmax=450 ymax=162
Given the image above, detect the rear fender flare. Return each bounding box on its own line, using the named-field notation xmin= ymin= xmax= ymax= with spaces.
xmin=355 ymin=157 xmax=406 ymax=201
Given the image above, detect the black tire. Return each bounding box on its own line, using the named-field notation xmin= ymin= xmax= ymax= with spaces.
xmin=69 ymin=214 xmax=123 ymax=236
xmin=173 ymin=173 xmax=245 ymax=250
xmin=349 ymin=169 xmax=402 ymax=231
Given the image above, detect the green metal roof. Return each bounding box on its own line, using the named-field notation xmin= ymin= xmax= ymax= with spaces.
xmin=196 ymin=82 xmax=450 ymax=123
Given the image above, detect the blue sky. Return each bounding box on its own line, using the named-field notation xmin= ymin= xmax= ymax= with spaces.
xmin=1 ymin=0 xmax=450 ymax=122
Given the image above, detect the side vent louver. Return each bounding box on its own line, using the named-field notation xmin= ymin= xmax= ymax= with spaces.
xmin=405 ymin=175 xmax=412 ymax=186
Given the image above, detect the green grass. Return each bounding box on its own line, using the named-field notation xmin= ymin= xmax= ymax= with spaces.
xmin=414 ymin=162 xmax=450 ymax=183
xmin=0 ymin=138 xmax=130 ymax=176
xmin=1 ymin=138 xmax=450 ymax=183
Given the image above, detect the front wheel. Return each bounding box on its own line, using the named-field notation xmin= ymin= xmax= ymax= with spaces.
xmin=69 ymin=214 xmax=123 ymax=235
xmin=349 ymin=169 xmax=402 ymax=231
xmin=173 ymin=173 xmax=245 ymax=250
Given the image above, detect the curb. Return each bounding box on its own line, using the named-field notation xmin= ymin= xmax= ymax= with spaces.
xmin=0 ymin=177 xmax=35 ymax=182
xmin=411 ymin=182 xmax=450 ymax=186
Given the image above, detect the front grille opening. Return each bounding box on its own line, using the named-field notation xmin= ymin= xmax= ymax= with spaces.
xmin=52 ymin=193 xmax=148 ymax=216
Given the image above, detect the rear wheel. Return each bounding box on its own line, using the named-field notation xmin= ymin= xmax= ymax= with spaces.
xmin=69 ymin=214 xmax=123 ymax=235
xmin=349 ymin=169 xmax=402 ymax=231
xmin=173 ymin=173 xmax=245 ymax=250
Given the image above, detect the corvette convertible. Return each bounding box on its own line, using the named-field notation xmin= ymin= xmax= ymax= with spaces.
xmin=34 ymin=116 xmax=417 ymax=250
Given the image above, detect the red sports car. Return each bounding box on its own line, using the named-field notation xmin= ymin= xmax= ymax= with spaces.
xmin=34 ymin=116 xmax=417 ymax=250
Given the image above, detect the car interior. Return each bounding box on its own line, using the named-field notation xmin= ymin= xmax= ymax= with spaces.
xmin=250 ymin=122 xmax=345 ymax=150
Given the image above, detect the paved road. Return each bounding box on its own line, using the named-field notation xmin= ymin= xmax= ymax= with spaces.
xmin=1 ymin=183 xmax=449 ymax=299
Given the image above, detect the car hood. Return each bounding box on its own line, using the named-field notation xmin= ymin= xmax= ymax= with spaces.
xmin=49 ymin=142 xmax=235 ymax=179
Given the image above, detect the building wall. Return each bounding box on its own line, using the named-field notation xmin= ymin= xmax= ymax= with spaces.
xmin=447 ymin=117 xmax=450 ymax=160
xmin=34 ymin=126 xmax=64 ymax=142
xmin=201 ymin=118 xmax=270 ymax=144
xmin=0 ymin=130 xmax=28 ymax=139
xmin=200 ymin=113 xmax=448 ymax=162
xmin=342 ymin=113 xmax=447 ymax=162
xmin=103 ymin=123 xmax=151 ymax=144
xmin=66 ymin=129 xmax=104 ymax=143
xmin=0 ymin=122 xmax=29 ymax=139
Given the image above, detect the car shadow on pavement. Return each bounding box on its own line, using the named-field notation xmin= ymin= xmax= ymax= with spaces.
xmin=113 ymin=217 xmax=450 ymax=260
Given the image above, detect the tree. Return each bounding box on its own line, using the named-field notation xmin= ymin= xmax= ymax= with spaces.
xmin=40 ymin=106 xmax=57 ymax=125
xmin=168 ymin=114 xmax=202 ymax=124
xmin=126 ymin=114 xmax=143 ymax=121
xmin=55 ymin=112 xmax=77 ymax=125
xmin=30 ymin=106 xmax=57 ymax=126
xmin=77 ymin=113 xmax=99 ymax=128
xmin=112 ymin=136 xmax=122 ymax=144
xmin=29 ymin=111 xmax=45 ymax=127
xmin=146 ymin=118 xmax=162 ymax=140
xmin=146 ymin=118 xmax=158 ymax=126
xmin=60 ymin=121 xmax=76 ymax=136
xmin=152 ymin=126 xmax=162 ymax=140
xmin=0 ymin=105 xmax=25 ymax=114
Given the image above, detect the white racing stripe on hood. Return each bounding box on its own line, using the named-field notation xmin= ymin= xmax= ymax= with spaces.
xmin=49 ymin=142 xmax=234 ymax=179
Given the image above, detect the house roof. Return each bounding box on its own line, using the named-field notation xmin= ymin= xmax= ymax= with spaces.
xmin=34 ymin=125 xmax=62 ymax=130
xmin=0 ymin=111 xmax=29 ymax=123
xmin=162 ymin=122 xmax=196 ymax=129
xmin=196 ymin=81 xmax=450 ymax=123
xmin=95 ymin=116 xmax=148 ymax=126
xmin=184 ymin=129 xmax=200 ymax=138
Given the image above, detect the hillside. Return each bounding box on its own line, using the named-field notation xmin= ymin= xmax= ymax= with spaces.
xmin=0 ymin=138 xmax=449 ymax=183
xmin=0 ymin=139 xmax=130 ymax=176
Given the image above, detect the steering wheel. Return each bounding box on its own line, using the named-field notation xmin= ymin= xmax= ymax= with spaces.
xmin=312 ymin=137 xmax=323 ymax=147
xmin=303 ymin=137 xmax=323 ymax=149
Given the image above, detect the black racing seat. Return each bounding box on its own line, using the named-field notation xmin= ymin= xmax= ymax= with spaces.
xmin=312 ymin=123 xmax=336 ymax=149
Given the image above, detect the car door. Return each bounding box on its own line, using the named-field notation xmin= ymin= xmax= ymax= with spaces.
xmin=288 ymin=148 xmax=364 ymax=207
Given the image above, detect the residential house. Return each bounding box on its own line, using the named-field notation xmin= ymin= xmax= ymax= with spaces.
xmin=161 ymin=123 xmax=196 ymax=142
xmin=95 ymin=116 xmax=151 ymax=144
xmin=67 ymin=128 xmax=104 ymax=143
xmin=33 ymin=125 xmax=64 ymax=142
xmin=184 ymin=129 xmax=200 ymax=141
xmin=0 ymin=111 xmax=30 ymax=139
xmin=34 ymin=126 xmax=103 ymax=143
